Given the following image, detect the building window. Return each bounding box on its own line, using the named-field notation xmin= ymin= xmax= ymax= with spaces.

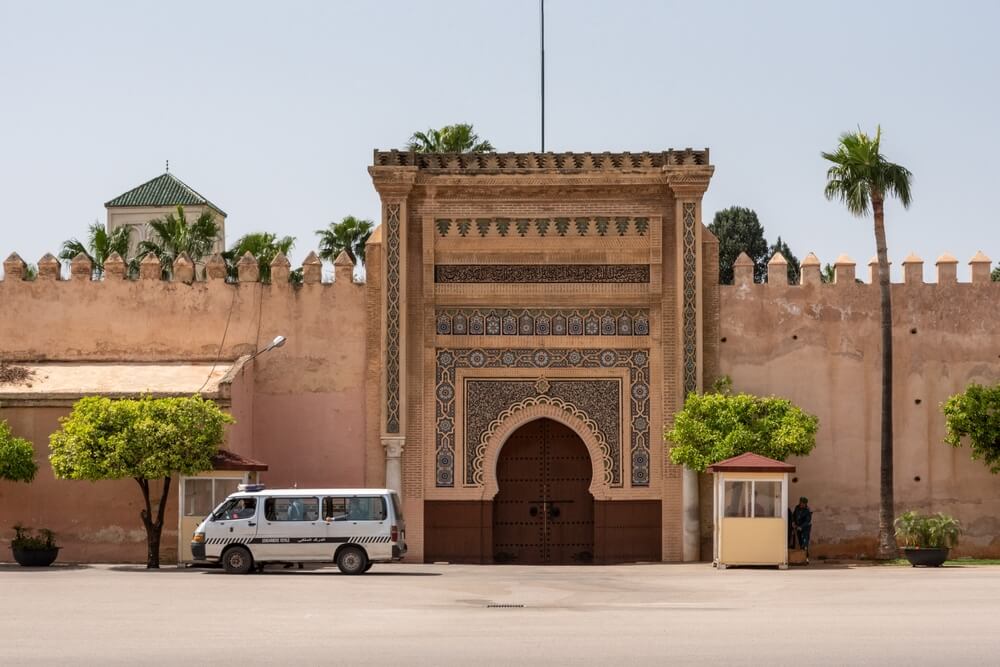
xmin=724 ymin=480 xmax=782 ymax=518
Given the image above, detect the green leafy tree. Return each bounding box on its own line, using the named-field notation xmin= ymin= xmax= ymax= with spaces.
xmin=135 ymin=205 xmax=220 ymax=279
xmin=316 ymin=216 xmax=374 ymax=266
xmin=0 ymin=420 xmax=37 ymax=483
xmin=24 ymin=264 xmax=37 ymax=281
xmin=991 ymin=265 xmax=1000 ymax=282
xmin=407 ymin=123 xmax=494 ymax=153
xmin=823 ymin=125 xmax=912 ymax=559
xmin=820 ymin=263 xmax=836 ymax=284
xmin=708 ymin=206 xmax=770 ymax=284
xmin=943 ymin=382 xmax=1000 ymax=473
xmin=49 ymin=395 xmax=232 ymax=568
xmin=59 ymin=222 xmax=133 ymax=278
xmin=665 ymin=378 xmax=819 ymax=472
xmin=223 ymin=232 xmax=295 ymax=283
xmin=767 ymin=236 xmax=802 ymax=285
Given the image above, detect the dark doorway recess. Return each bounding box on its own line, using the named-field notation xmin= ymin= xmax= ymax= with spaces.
xmin=493 ymin=418 xmax=594 ymax=564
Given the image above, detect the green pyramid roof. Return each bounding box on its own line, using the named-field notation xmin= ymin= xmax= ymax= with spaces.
xmin=104 ymin=172 xmax=226 ymax=215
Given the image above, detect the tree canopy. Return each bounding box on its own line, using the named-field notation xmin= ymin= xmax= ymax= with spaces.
xmin=991 ymin=265 xmax=1000 ymax=282
xmin=822 ymin=126 xmax=912 ymax=216
xmin=50 ymin=395 xmax=232 ymax=567
xmin=665 ymin=378 xmax=819 ymax=472
xmin=943 ymin=382 xmax=1000 ymax=473
xmin=223 ymin=232 xmax=295 ymax=283
xmin=316 ymin=216 xmax=373 ymax=266
xmin=59 ymin=222 xmax=132 ymax=278
xmin=767 ymin=236 xmax=801 ymax=285
xmin=136 ymin=205 xmax=220 ymax=279
xmin=708 ymin=207 xmax=769 ymax=284
xmin=0 ymin=420 xmax=36 ymax=483
xmin=407 ymin=123 xmax=494 ymax=153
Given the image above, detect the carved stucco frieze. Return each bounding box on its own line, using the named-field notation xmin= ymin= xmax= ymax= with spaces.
xmin=436 ymin=308 xmax=649 ymax=337
xmin=434 ymin=264 xmax=650 ymax=284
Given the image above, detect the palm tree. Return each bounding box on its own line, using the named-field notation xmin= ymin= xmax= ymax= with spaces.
xmin=135 ymin=205 xmax=219 ymax=279
xmin=222 ymin=232 xmax=295 ymax=283
xmin=823 ymin=126 xmax=912 ymax=559
xmin=316 ymin=216 xmax=373 ymax=266
xmin=406 ymin=123 xmax=494 ymax=153
xmin=59 ymin=222 xmax=133 ymax=278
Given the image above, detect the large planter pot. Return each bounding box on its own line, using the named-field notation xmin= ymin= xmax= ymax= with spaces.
xmin=902 ymin=547 xmax=949 ymax=567
xmin=11 ymin=547 xmax=60 ymax=567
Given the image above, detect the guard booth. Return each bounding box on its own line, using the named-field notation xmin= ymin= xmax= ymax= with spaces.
xmin=708 ymin=453 xmax=795 ymax=570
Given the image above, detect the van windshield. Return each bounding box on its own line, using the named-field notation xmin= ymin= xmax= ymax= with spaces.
xmin=212 ymin=497 xmax=256 ymax=521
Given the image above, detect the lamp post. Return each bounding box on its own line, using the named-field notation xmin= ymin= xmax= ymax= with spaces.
xmin=248 ymin=335 xmax=286 ymax=362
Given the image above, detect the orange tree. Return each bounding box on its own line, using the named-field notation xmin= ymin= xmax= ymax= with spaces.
xmin=49 ymin=396 xmax=231 ymax=568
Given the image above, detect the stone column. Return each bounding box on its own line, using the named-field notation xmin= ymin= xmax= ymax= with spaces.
xmin=382 ymin=437 xmax=405 ymax=493
xmin=369 ymin=166 xmax=418 ymax=487
xmin=669 ymin=171 xmax=713 ymax=562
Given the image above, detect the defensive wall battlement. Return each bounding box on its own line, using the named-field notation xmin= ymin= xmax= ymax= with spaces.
xmin=720 ymin=249 xmax=1000 ymax=558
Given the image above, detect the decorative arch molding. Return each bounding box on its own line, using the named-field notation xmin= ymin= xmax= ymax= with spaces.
xmin=478 ymin=400 xmax=613 ymax=501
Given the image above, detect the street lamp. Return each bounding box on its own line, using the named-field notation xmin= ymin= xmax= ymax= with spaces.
xmin=248 ymin=335 xmax=286 ymax=361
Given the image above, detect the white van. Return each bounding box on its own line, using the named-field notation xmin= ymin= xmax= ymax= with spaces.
xmin=190 ymin=486 xmax=406 ymax=574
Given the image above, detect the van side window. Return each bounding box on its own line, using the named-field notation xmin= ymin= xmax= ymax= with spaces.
xmin=264 ymin=497 xmax=319 ymax=522
xmin=324 ymin=496 xmax=386 ymax=521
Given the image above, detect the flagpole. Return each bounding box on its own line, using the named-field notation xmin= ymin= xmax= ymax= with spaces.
xmin=540 ymin=0 xmax=545 ymax=152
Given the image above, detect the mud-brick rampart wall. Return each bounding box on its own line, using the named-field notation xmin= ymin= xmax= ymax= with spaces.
xmin=719 ymin=253 xmax=1000 ymax=558
xmin=0 ymin=252 xmax=369 ymax=562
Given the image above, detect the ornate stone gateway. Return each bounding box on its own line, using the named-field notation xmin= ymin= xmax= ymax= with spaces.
xmin=367 ymin=150 xmax=717 ymax=563
xmin=493 ymin=418 xmax=594 ymax=564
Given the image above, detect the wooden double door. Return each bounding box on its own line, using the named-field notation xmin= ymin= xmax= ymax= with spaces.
xmin=493 ymin=418 xmax=595 ymax=564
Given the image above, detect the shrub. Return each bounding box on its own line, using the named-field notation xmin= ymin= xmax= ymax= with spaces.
xmin=666 ymin=377 xmax=819 ymax=472
xmin=11 ymin=524 xmax=58 ymax=550
xmin=894 ymin=511 xmax=961 ymax=549
xmin=943 ymin=382 xmax=1000 ymax=473
xmin=0 ymin=420 xmax=37 ymax=483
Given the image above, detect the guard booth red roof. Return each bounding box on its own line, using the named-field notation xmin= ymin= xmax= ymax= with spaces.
xmin=706 ymin=452 xmax=796 ymax=473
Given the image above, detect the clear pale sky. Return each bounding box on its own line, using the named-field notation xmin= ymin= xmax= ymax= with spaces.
xmin=1 ymin=0 xmax=998 ymax=280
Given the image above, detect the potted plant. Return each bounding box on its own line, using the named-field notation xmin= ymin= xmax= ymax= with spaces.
xmin=894 ymin=511 xmax=961 ymax=567
xmin=10 ymin=524 xmax=60 ymax=567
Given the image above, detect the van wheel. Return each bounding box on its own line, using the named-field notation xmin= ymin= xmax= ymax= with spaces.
xmin=223 ymin=546 xmax=253 ymax=574
xmin=337 ymin=546 xmax=368 ymax=575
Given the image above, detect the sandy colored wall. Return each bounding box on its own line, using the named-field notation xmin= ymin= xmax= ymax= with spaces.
xmin=0 ymin=406 xmax=179 ymax=563
xmin=719 ymin=272 xmax=1000 ymax=558
xmin=0 ymin=267 xmax=368 ymax=562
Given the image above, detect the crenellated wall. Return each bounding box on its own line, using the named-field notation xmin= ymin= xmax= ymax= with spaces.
xmin=719 ymin=250 xmax=1000 ymax=558
xmin=0 ymin=249 xmax=369 ymax=562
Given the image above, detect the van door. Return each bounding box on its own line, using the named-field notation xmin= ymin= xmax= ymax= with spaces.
xmin=208 ymin=496 xmax=259 ymax=553
xmin=325 ymin=496 xmax=390 ymax=560
xmin=255 ymin=496 xmax=326 ymax=561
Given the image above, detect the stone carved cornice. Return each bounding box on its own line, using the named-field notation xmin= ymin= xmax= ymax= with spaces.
xmin=374 ymin=149 xmax=710 ymax=171
xmin=664 ymin=166 xmax=715 ymax=199
xmin=369 ymin=166 xmax=418 ymax=199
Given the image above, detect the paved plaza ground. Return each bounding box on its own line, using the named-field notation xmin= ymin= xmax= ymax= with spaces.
xmin=2 ymin=561 xmax=999 ymax=665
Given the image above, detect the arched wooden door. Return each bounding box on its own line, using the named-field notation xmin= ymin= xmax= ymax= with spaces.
xmin=493 ymin=418 xmax=594 ymax=564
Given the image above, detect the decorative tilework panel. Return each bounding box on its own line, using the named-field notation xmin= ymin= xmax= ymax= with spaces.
xmin=464 ymin=379 xmax=622 ymax=486
xmin=434 ymin=264 xmax=649 ymax=284
xmin=436 ymin=309 xmax=649 ymax=337
xmin=384 ymin=203 xmax=402 ymax=433
xmin=435 ymin=348 xmax=650 ymax=488
xmin=682 ymin=202 xmax=698 ymax=395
